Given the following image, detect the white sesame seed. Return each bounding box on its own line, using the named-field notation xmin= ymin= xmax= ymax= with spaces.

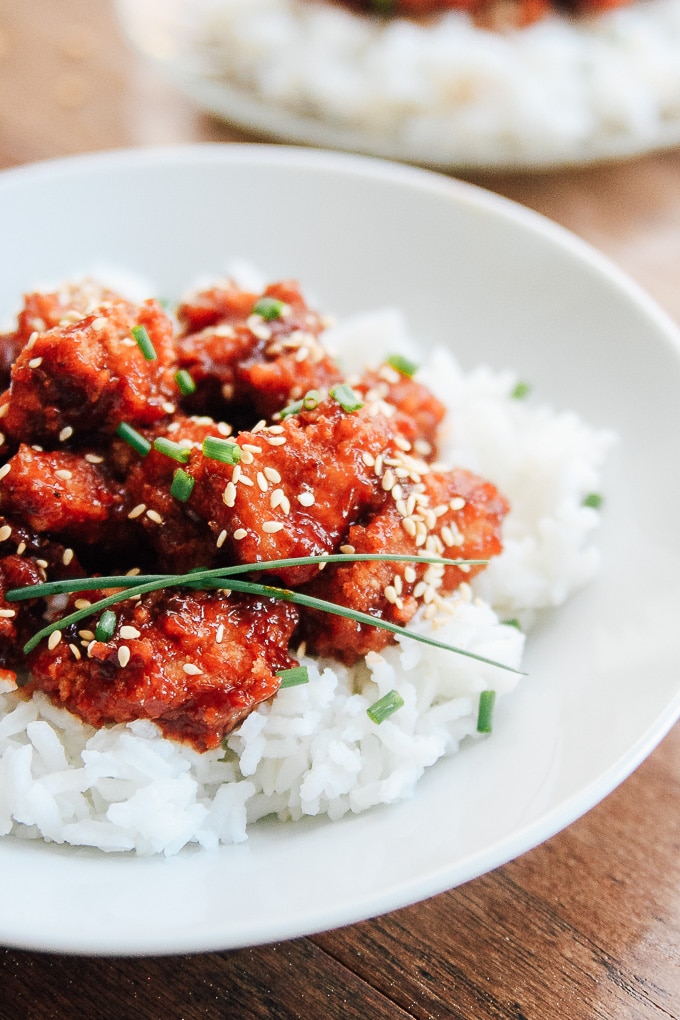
xmin=35 ymin=559 xmax=48 ymax=569
xmin=28 ymin=357 xmax=43 ymax=369
xmin=238 ymin=475 xmax=254 ymax=487
xmin=266 ymin=436 xmax=287 ymax=447
xmin=74 ymin=599 xmax=91 ymax=610
xmin=62 ymin=548 xmax=74 ymax=566
xmin=122 ymin=337 xmax=136 ymax=348
xmin=78 ymin=629 xmax=96 ymax=642
xmin=0 ymin=608 xmax=16 ymax=618
xmin=381 ymin=469 xmax=396 ymax=492
xmin=263 ymin=466 xmax=281 ymax=483
xmin=69 ymin=643 xmax=82 ymax=660
xmin=262 ymin=521 xmax=284 ymax=534
xmin=48 ymin=630 xmax=62 ymax=650
xmin=127 ymin=503 xmax=147 ymax=520
xmin=240 ymin=448 xmax=254 ymax=465
xmin=126 ymin=567 xmax=141 ymax=576
xmin=441 ymin=526 xmax=457 ymax=548
xmin=393 ymin=574 xmax=403 ymax=595
xmin=339 ymin=544 xmax=355 ymax=554
xmin=402 ymin=517 xmax=417 ymax=538
xmin=216 ymin=623 xmax=225 ymax=644
xmin=55 ymin=469 xmax=73 ymax=481
xmin=216 ymin=529 xmax=227 ymax=548
xmin=85 ymin=453 xmax=104 ymax=464
xmin=0 ymin=433 xmax=4 ymax=447
xmin=0 ymin=404 xmax=8 ymax=419
xmin=0 ymin=525 xmax=11 ymax=543
xmin=404 ymin=566 xmax=417 ymax=583
xmin=233 ymin=528 xmax=248 ymax=541
xmin=243 ymin=444 xmax=263 ymax=455
xmin=267 ymin=425 xmax=285 ymax=435
xmin=120 ymin=626 xmax=141 ymax=640
xmin=391 ymin=483 xmax=403 ymax=502
xmin=59 ymin=426 xmax=74 ymax=443
xmin=162 ymin=402 xmax=176 ymax=415
xmin=223 ymin=482 xmax=237 ymax=508
xmin=257 ymin=471 xmax=269 ymax=492
xmin=297 ymin=491 xmax=315 ymax=507
xmin=0 ymin=464 xmax=11 ymax=481
xmin=450 ymin=497 xmax=466 ymax=511
xmin=118 ymin=645 xmax=131 ymax=667
xmin=384 ymin=585 xmax=398 ymax=605
xmin=16 ymin=541 xmax=26 ymax=555
xmin=183 ymin=663 xmax=203 ymax=676
xmin=91 ymin=316 xmax=108 ymax=331
xmin=217 ymin=421 xmax=232 ymax=437
xmin=146 ymin=509 xmax=164 ymax=524
xmin=362 ymin=452 xmax=375 ymax=468
xmin=270 ymin=488 xmax=289 ymax=513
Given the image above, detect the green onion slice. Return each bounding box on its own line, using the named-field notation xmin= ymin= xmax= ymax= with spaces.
xmin=116 ymin=422 xmax=151 ymax=457
xmin=477 ymin=690 xmax=496 ymax=733
xmin=132 ymin=324 xmax=157 ymax=361
xmin=280 ymin=389 xmax=321 ymax=419
xmin=277 ymin=666 xmax=310 ymax=689
xmin=367 ymin=689 xmax=404 ymax=724
xmin=174 ymin=369 xmax=196 ymax=396
xmin=202 ymin=436 xmax=241 ymax=464
xmin=252 ymin=297 xmax=286 ymax=321
xmin=386 ymin=354 xmax=418 ymax=378
xmin=153 ymin=437 xmax=192 ymax=464
xmin=329 ymin=383 xmax=364 ymax=413
xmin=510 ymin=381 xmax=532 ymax=400
xmin=95 ymin=609 xmax=117 ymax=642
xmin=582 ymin=492 xmax=603 ymax=509
xmin=170 ymin=468 xmax=195 ymax=503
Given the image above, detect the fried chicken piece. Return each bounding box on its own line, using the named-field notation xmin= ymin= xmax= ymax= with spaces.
xmin=26 ymin=589 xmax=300 ymax=751
xmin=176 ymin=280 xmax=342 ymax=423
xmin=188 ymin=395 xmax=403 ymax=586
xmin=354 ymin=361 xmax=446 ymax=458
xmin=299 ymin=465 xmax=509 ymax=663
xmin=3 ymin=296 xmax=177 ymax=446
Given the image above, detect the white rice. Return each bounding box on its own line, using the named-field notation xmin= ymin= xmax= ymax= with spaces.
xmin=0 ymin=308 xmax=614 ymax=855
xmin=155 ymin=0 xmax=680 ymax=168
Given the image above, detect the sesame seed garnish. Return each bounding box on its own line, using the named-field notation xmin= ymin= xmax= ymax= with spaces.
xmin=216 ymin=624 xmax=225 ymax=644
xmin=78 ymin=629 xmax=96 ymax=642
xmin=242 ymin=444 xmax=263 ymax=455
xmin=62 ymin=548 xmax=74 ymax=566
xmin=91 ymin=316 xmax=108 ymax=331
xmin=128 ymin=503 xmax=147 ymax=519
xmin=28 ymin=357 xmax=43 ymax=369
xmin=216 ymin=529 xmax=227 ymax=548
xmin=0 ymin=464 xmax=11 ymax=481
xmin=381 ymin=469 xmax=396 ymax=492
xmin=0 ymin=433 xmax=4 ymax=447
xmin=270 ymin=489 xmax=290 ymax=514
xmin=162 ymin=402 xmax=176 ymax=415
xmin=264 ymin=466 xmax=281 ymax=483
xmin=55 ymin=469 xmax=73 ymax=481
xmin=0 ymin=524 xmax=11 ymax=543
xmin=391 ymin=483 xmax=403 ymax=502
xmin=402 ymin=517 xmax=417 ymax=538
xmin=85 ymin=453 xmax=104 ymax=464
xmin=59 ymin=426 xmax=74 ymax=443
xmin=0 ymin=608 xmax=16 ymax=618
xmin=251 ymin=420 xmax=267 ymax=434
xmin=16 ymin=541 xmax=26 ymax=555
xmin=256 ymin=471 xmax=269 ymax=492
xmin=216 ymin=421 xmax=232 ymax=437
xmin=118 ymin=645 xmax=131 ymax=667
xmin=450 ymin=497 xmax=466 ymax=511
xmin=223 ymin=482 xmax=237 ymax=507
xmin=233 ymin=528 xmax=248 ymax=541
xmin=35 ymin=559 xmax=48 ymax=569
xmin=297 ymin=491 xmax=315 ymax=507
xmin=232 ymin=465 xmax=242 ymax=483
xmin=404 ymin=566 xmax=417 ymax=583
xmin=393 ymin=574 xmax=403 ymax=595
xmin=240 ymin=449 xmax=255 ymax=466
xmin=441 ymin=526 xmax=457 ymax=548
xmin=384 ymin=585 xmax=398 ymax=605
xmin=48 ymin=630 xmax=62 ymax=650
xmin=121 ymin=337 xmax=136 ymax=348
xmin=118 ymin=625 xmax=140 ymax=640
xmin=262 ymin=521 xmax=284 ymax=534
xmin=69 ymin=643 xmax=82 ymax=660
xmin=126 ymin=567 xmax=141 ymax=576
xmin=145 ymin=509 xmax=164 ymax=524
xmin=238 ymin=475 xmax=254 ymax=487
xmin=362 ymin=452 xmax=375 ymax=467
xmin=74 ymin=598 xmax=91 ymax=610
xmin=339 ymin=544 xmax=355 ymax=554
xmin=183 ymin=663 xmax=203 ymax=676
xmin=267 ymin=425 xmax=285 ymax=435
xmin=266 ymin=436 xmax=287 ymax=447
xmin=0 ymin=404 xmax=8 ymax=419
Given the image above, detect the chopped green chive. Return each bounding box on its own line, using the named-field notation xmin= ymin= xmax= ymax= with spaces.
xmin=477 ymin=690 xmax=496 ymax=733
xmin=95 ymin=609 xmax=117 ymax=642
xmin=132 ymin=324 xmax=157 ymax=361
xmin=116 ymin=422 xmax=151 ymax=457
xmin=510 ymin=381 xmax=532 ymax=400
xmin=202 ymin=436 xmax=241 ymax=464
xmin=330 ymin=383 xmax=364 ymax=413
xmin=153 ymin=437 xmax=191 ymax=464
xmin=280 ymin=389 xmax=321 ymax=419
xmin=170 ymin=468 xmax=195 ymax=503
xmin=252 ymin=296 xmax=286 ymax=321
xmin=277 ymin=665 xmax=310 ymax=689
xmin=367 ymin=689 xmax=404 ymax=724
xmin=386 ymin=354 xmax=418 ymax=378
xmin=174 ymin=369 xmax=196 ymax=396
xmin=582 ymin=492 xmax=603 ymax=509
xmin=502 ymin=618 xmax=522 ymax=630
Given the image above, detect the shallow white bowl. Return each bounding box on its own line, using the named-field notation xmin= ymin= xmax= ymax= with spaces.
xmin=1 ymin=145 xmax=679 ymax=955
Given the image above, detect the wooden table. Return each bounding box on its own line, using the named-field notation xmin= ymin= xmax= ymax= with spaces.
xmin=1 ymin=2 xmax=679 ymax=1017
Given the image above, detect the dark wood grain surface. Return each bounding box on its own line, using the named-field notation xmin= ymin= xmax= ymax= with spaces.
xmin=1 ymin=2 xmax=679 ymax=1017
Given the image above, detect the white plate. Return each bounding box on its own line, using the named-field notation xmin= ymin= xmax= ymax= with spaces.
xmin=0 ymin=145 xmax=679 ymax=955
xmin=116 ymin=0 xmax=680 ymax=171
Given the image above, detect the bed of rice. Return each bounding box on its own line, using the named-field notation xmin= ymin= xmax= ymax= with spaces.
xmin=0 ymin=305 xmax=614 ymax=856
xmin=119 ymin=0 xmax=680 ymax=168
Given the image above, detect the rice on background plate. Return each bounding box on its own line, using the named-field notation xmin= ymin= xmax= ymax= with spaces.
xmin=0 ymin=296 xmax=615 ymax=857
xmin=116 ymin=0 xmax=680 ymax=169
